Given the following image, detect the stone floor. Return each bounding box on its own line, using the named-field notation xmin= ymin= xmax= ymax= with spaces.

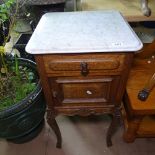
xmin=0 ymin=115 xmax=155 ymax=155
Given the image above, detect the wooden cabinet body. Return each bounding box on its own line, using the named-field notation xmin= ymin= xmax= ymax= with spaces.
xmin=35 ymin=52 xmax=133 ymax=147
xmin=25 ymin=10 xmax=142 ymax=148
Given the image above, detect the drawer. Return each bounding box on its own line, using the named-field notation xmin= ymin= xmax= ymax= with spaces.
xmin=43 ymin=53 xmax=126 ymax=76
xmin=50 ymin=76 xmax=120 ymax=106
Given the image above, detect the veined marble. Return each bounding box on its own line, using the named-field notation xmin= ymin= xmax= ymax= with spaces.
xmin=26 ymin=11 xmax=143 ymax=54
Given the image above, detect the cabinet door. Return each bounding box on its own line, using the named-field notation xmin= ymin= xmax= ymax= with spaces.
xmin=50 ymin=76 xmax=120 ymax=106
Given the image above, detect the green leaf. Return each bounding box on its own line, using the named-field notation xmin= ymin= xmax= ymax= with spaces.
xmin=0 ymin=46 xmax=5 ymax=54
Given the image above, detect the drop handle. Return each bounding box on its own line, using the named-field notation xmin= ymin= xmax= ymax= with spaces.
xmin=80 ymin=62 xmax=89 ymax=76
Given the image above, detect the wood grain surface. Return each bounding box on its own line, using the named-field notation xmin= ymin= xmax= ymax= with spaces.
xmin=80 ymin=0 xmax=155 ymax=21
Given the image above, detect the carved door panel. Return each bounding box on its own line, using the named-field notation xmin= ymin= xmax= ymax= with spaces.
xmin=50 ymin=76 xmax=120 ymax=106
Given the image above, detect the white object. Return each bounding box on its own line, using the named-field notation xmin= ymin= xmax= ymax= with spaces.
xmin=86 ymin=90 xmax=93 ymax=95
xmin=26 ymin=11 xmax=143 ymax=54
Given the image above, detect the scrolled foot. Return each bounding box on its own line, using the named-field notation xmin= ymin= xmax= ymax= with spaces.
xmin=56 ymin=141 xmax=62 ymax=148
xmin=47 ymin=111 xmax=62 ymax=148
xmin=106 ymin=137 xmax=112 ymax=147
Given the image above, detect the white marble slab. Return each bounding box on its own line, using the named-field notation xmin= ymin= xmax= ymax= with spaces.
xmin=26 ymin=11 xmax=143 ymax=54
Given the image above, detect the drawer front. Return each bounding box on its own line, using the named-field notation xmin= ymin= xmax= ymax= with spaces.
xmin=50 ymin=76 xmax=120 ymax=106
xmin=43 ymin=53 xmax=126 ymax=76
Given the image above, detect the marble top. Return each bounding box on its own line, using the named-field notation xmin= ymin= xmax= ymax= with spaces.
xmin=26 ymin=11 xmax=143 ymax=54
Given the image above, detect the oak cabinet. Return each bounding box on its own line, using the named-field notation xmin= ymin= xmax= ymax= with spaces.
xmin=35 ymin=52 xmax=134 ymax=147
xmin=26 ymin=11 xmax=142 ymax=148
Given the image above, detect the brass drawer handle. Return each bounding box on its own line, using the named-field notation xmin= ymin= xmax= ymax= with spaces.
xmin=80 ymin=62 xmax=89 ymax=76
